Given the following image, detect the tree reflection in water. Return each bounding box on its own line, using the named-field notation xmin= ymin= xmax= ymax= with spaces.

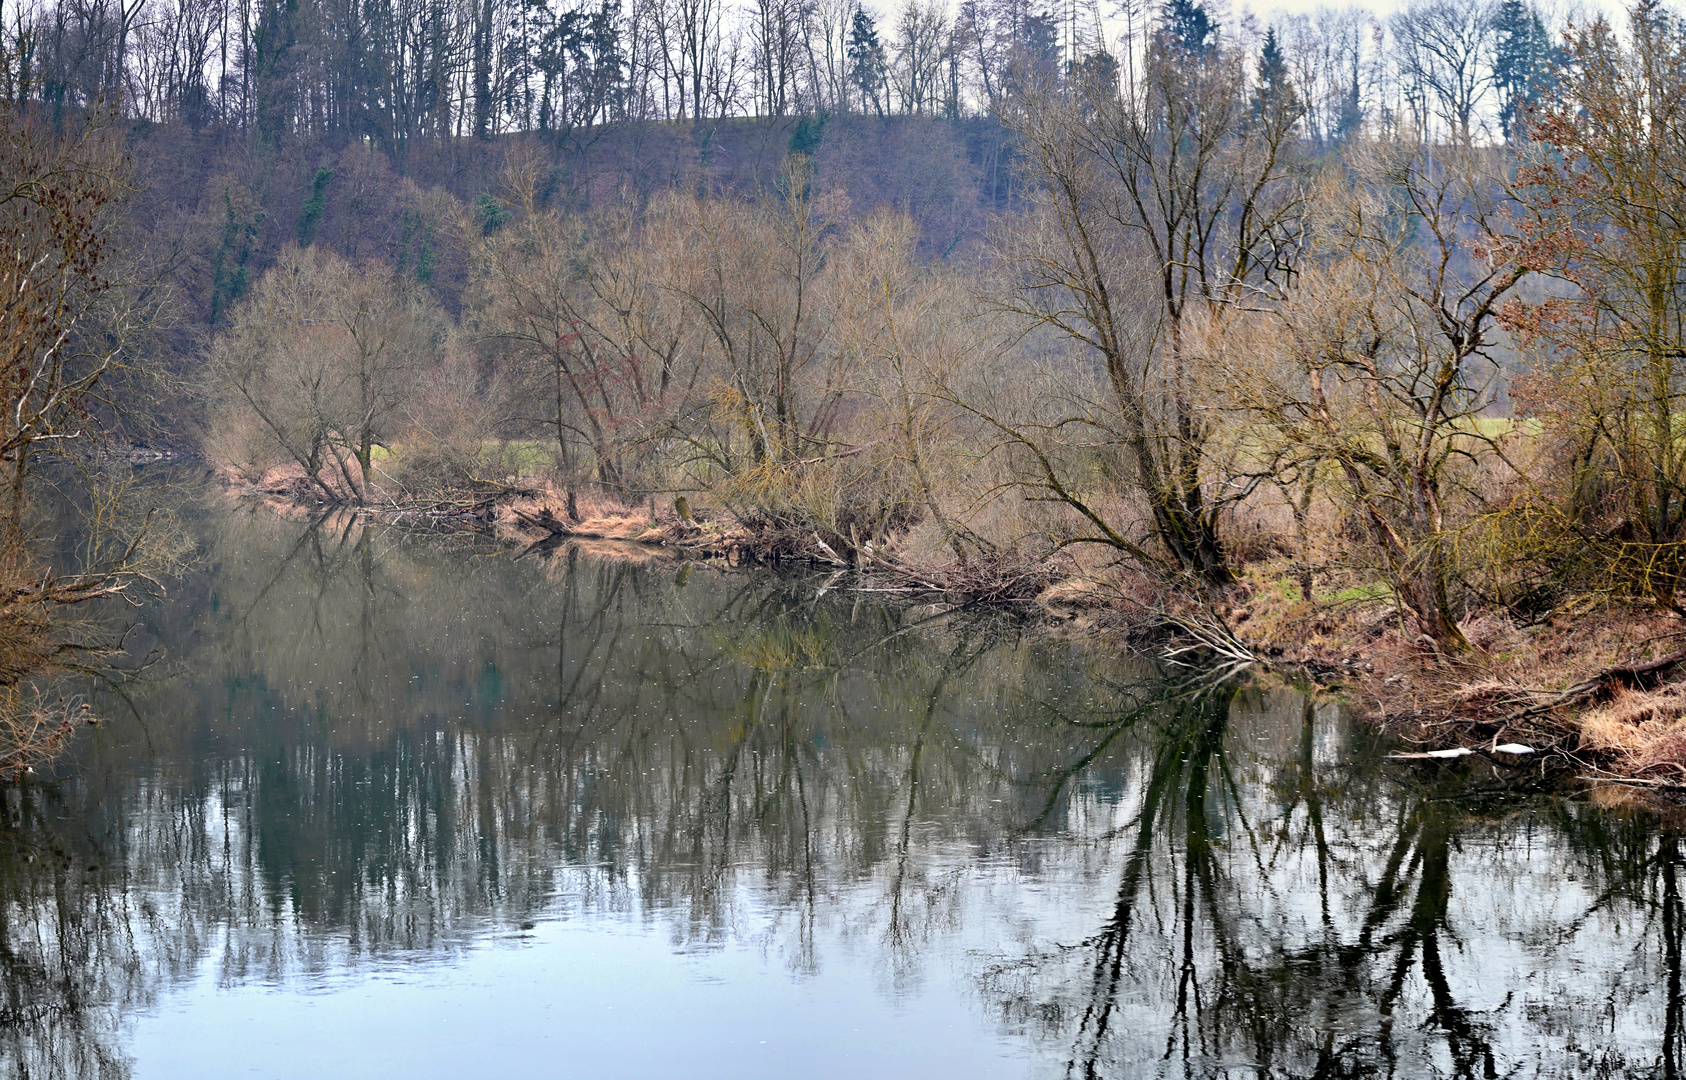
xmin=984 ymin=684 xmax=1686 ymax=1078
xmin=0 ymin=505 xmax=1683 ymax=1078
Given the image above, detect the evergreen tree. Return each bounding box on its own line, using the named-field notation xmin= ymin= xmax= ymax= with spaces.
xmin=296 ymin=167 xmax=333 ymax=247
xmin=1254 ymin=26 xmax=1292 ymax=116
xmin=847 ymin=8 xmax=887 ymax=115
xmin=1335 ymin=51 xmax=1362 ymax=141
xmin=1019 ymin=9 xmax=1060 ymax=79
xmin=1492 ymin=0 xmax=1551 ymax=141
xmin=250 ymin=0 xmax=300 ymax=145
xmin=1070 ymin=51 xmax=1120 ymax=98
xmin=1163 ymin=0 xmax=1215 ymax=57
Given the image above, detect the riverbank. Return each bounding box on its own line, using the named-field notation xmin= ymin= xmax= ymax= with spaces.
xmin=1210 ymin=562 xmax=1686 ymax=785
xmin=225 ymin=467 xmax=1686 ymax=786
xmin=228 ymin=465 xmax=1065 ymax=600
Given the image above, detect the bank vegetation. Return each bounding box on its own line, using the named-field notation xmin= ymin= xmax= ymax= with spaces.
xmin=14 ymin=0 xmax=1686 ymax=781
xmin=0 ymin=105 xmax=184 ymax=778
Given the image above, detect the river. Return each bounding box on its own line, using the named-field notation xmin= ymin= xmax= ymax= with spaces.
xmin=1 ymin=493 xmax=1679 ymax=1078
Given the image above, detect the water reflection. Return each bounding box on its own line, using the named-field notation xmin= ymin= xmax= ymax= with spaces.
xmin=985 ymin=686 xmax=1686 ymax=1079
xmin=1 ymin=503 xmax=1683 ymax=1077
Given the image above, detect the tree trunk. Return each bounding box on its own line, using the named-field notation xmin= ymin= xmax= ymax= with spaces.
xmin=1403 ymin=542 xmax=1469 ymax=652
xmin=357 ymin=429 xmax=374 ymax=503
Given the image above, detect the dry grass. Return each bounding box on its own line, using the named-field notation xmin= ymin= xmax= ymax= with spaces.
xmin=502 ymin=494 xmax=663 ymax=541
xmin=1578 ymin=686 xmax=1686 ymax=777
xmin=496 ymin=488 xmax=754 ymax=555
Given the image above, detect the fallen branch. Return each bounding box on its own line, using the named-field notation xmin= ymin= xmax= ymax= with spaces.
xmin=513 ymin=505 xmax=574 ymax=534
xmin=1478 ymin=646 xmax=1686 ymax=729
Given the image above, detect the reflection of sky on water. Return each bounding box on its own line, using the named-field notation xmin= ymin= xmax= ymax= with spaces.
xmin=1 ymin=503 xmax=1680 ymax=1078
xmin=132 ymin=916 xmax=1032 ymax=1079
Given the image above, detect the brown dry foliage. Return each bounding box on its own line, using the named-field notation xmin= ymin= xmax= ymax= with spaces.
xmin=1579 ymin=685 xmax=1686 ymax=777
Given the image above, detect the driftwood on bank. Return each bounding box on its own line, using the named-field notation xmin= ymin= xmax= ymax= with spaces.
xmin=510 ymin=503 xmax=1059 ymax=603
xmin=511 ymin=503 xmax=726 ymax=552
xmin=512 ymin=506 xmax=578 ymax=534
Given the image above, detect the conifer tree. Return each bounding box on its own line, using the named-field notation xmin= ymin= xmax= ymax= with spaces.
xmin=847 ymin=8 xmax=887 ymax=115
xmin=1492 ymin=0 xmax=1550 ymax=141
xmin=1163 ymin=0 xmax=1215 ymax=57
xmin=1255 ymin=26 xmax=1292 ymax=117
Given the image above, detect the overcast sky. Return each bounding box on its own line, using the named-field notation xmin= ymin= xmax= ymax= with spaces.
xmin=1254 ymin=0 xmax=1623 ymax=19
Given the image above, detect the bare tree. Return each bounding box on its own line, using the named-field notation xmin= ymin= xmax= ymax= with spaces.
xmin=0 ymin=106 xmax=151 ymax=532
xmin=807 ymin=0 xmax=854 ymax=112
xmin=834 ymin=209 xmax=984 ymax=561
xmin=889 ymin=0 xmax=946 ymax=115
xmin=1279 ymin=8 xmax=1370 ymax=145
xmin=1223 ymin=142 xmax=1526 ymax=651
xmin=749 ymin=0 xmax=806 ymax=115
xmin=208 ymin=245 xmax=442 ymax=503
xmin=987 ymin=21 xmax=1306 ymax=586
xmin=1505 ymin=7 xmax=1686 ymax=610
xmin=1391 ymin=0 xmax=1492 ymax=143
xmin=660 ymin=155 xmax=846 ymax=470
xmin=469 ymin=151 xmax=698 ymax=503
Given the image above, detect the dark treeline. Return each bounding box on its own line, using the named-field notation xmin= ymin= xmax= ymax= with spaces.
xmin=0 ymin=0 xmax=1562 ymax=141
xmin=0 ymin=0 xmax=1566 ymax=344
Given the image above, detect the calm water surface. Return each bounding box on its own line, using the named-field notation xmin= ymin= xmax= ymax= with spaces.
xmin=3 ymin=497 xmax=1683 ymax=1078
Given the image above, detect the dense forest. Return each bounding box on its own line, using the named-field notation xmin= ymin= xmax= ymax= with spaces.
xmin=9 ymin=0 xmax=1686 ymax=779
xmin=0 ymin=0 xmax=1569 ymax=319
